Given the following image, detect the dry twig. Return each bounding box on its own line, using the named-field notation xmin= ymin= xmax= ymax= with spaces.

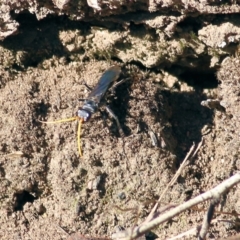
xmin=111 ymin=172 xmax=240 ymax=240
xmin=198 ymin=198 xmax=220 ymax=240
xmin=145 ymin=141 xmax=201 ymax=224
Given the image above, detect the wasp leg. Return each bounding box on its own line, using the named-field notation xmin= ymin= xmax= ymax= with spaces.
xmin=110 ymin=78 xmax=130 ymax=95
xmin=81 ymin=79 xmax=93 ymax=91
xmin=79 ymin=80 xmax=93 ymax=102
xmin=105 ymin=105 xmax=124 ymax=137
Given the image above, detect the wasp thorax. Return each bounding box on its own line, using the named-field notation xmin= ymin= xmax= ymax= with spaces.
xmin=77 ymin=109 xmax=92 ymax=122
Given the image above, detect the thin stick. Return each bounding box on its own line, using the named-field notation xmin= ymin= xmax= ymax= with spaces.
xmin=168 ymin=218 xmax=240 ymax=240
xmin=111 ymin=172 xmax=240 ymax=240
xmin=167 ymin=219 xmax=218 ymax=240
xmin=145 ymin=142 xmax=197 ymax=224
xmin=198 ymin=198 xmax=219 ymax=240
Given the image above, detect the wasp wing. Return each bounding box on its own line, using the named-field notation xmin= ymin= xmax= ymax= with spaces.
xmin=86 ymin=66 xmax=121 ymax=104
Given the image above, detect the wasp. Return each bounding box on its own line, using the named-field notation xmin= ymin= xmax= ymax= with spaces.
xmin=39 ymin=66 xmax=124 ymax=157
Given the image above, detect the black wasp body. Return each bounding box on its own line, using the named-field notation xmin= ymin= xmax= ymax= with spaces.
xmin=77 ymin=65 xmax=121 ymax=123
xmin=39 ymin=65 xmax=123 ymax=157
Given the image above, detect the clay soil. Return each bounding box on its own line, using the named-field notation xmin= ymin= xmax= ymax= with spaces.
xmin=0 ymin=10 xmax=240 ymax=240
xmin=0 ymin=55 xmax=239 ymax=239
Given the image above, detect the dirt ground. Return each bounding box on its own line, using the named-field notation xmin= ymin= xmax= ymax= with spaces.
xmin=0 ymin=1 xmax=240 ymax=240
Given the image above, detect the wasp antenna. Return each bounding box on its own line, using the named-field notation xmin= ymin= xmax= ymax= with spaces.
xmin=38 ymin=117 xmax=77 ymax=124
xmin=77 ymin=119 xmax=83 ymax=157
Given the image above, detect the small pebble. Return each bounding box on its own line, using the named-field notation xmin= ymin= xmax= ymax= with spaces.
xmin=87 ymin=175 xmax=101 ymax=190
xmin=117 ymin=192 xmax=126 ymax=200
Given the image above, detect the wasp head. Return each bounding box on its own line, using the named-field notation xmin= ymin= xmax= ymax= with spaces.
xmin=77 ymin=109 xmax=92 ymax=122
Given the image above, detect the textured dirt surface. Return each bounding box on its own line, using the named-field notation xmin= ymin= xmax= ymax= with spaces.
xmin=0 ymin=1 xmax=240 ymax=240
